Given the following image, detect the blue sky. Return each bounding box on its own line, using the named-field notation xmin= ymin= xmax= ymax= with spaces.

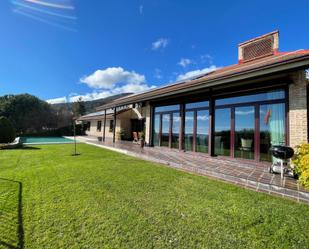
xmin=0 ymin=0 xmax=308 ymax=103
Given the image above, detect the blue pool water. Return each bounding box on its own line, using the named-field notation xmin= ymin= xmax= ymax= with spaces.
xmin=21 ymin=137 xmax=74 ymax=144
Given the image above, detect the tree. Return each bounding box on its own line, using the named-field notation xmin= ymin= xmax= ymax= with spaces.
xmin=0 ymin=94 xmax=57 ymax=134
xmin=0 ymin=116 xmax=16 ymax=143
xmin=72 ymin=97 xmax=86 ymax=117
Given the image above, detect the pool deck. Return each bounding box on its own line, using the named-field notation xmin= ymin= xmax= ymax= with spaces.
xmin=71 ymin=136 xmax=309 ymax=203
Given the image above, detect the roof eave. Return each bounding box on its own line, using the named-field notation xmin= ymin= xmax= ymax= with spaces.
xmin=97 ymin=55 xmax=309 ymax=110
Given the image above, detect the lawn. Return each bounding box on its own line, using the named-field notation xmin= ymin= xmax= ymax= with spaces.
xmin=0 ymin=144 xmax=308 ymax=249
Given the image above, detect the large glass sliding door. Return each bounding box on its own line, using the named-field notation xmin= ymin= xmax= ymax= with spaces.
xmin=214 ymin=89 xmax=286 ymax=162
xmin=153 ymin=114 xmax=160 ymax=146
xmin=234 ymin=106 xmax=255 ymax=159
xmin=172 ymin=112 xmax=180 ymax=148
xmin=184 ymin=101 xmax=209 ymax=153
xmin=215 ymin=108 xmax=231 ymax=156
xmin=260 ymin=103 xmax=285 ymax=162
xmin=152 ymin=89 xmax=286 ymax=163
xmin=161 ymin=114 xmax=170 ymax=147
xmin=184 ymin=111 xmax=194 ymax=151
xmin=153 ymin=105 xmax=180 ymax=149
xmin=196 ymin=110 xmax=209 ymax=153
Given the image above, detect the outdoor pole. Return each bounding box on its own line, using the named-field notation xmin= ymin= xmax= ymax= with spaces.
xmin=74 ymin=120 xmax=77 ymax=155
xmin=113 ymin=107 xmax=116 ymax=143
xmin=103 ymin=109 xmax=106 ymax=142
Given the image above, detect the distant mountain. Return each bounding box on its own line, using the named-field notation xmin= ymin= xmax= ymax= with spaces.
xmin=50 ymin=93 xmax=132 ymax=114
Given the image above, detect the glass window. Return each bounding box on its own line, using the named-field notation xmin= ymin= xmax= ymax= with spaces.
xmin=97 ymin=121 xmax=102 ymax=132
xmin=153 ymin=114 xmax=160 ymax=146
xmin=215 ymin=108 xmax=231 ymax=156
xmin=172 ymin=113 xmax=180 ymax=149
xmin=186 ymin=101 xmax=209 ymax=110
xmin=86 ymin=122 xmax=90 ymax=131
xmin=260 ymin=103 xmax=285 ymax=162
xmin=216 ymin=90 xmax=285 ymax=106
xmin=185 ymin=111 xmax=194 ymax=151
xmin=109 ymin=120 xmax=114 ymax=132
xmin=196 ymin=110 xmax=209 ymax=153
xmin=161 ymin=114 xmax=170 ymax=147
xmin=155 ymin=104 xmax=180 ymax=113
xmin=234 ymin=106 xmax=255 ymax=160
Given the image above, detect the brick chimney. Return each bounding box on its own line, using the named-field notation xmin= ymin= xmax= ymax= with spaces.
xmin=238 ymin=30 xmax=279 ymax=64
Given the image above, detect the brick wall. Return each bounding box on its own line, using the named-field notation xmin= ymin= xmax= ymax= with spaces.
xmin=289 ymin=70 xmax=308 ymax=147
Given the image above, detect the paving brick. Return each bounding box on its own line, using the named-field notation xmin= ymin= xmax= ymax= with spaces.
xmin=81 ymin=137 xmax=309 ymax=203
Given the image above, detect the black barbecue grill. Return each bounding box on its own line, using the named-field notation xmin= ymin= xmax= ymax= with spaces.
xmin=270 ymin=146 xmax=294 ymax=160
xmin=269 ymin=145 xmax=294 ymax=178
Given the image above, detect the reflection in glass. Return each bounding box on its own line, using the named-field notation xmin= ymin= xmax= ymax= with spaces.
xmin=234 ymin=106 xmax=255 ymax=159
xmin=196 ymin=110 xmax=209 ymax=153
xmin=153 ymin=114 xmax=160 ymax=146
xmin=155 ymin=105 xmax=180 ymax=113
xmin=185 ymin=111 xmax=194 ymax=151
xmin=161 ymin=114 xmax=170 ymax=147
xmin=186 ymin=101 xmax=209 ymax=110
xmin=172 ymin=112 xmax=180 ymax=148
xmin=260 ymin=103 xmax=285 ymax=162
xmin=216 ymin=90 xmax=285 ymax=106
xmin=215 ymin=108 xmax=231 ymax=156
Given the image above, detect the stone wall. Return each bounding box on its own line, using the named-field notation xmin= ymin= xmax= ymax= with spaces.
xmin=143 ymin=104 xmax=151 ymax=144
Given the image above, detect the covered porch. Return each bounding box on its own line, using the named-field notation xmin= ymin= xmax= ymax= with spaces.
xmin=75 ymin=136 xmax=309 ymax=203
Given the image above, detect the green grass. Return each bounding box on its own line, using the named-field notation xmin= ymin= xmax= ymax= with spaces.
xmin=0 ymin=144 xmax=308 ymax=249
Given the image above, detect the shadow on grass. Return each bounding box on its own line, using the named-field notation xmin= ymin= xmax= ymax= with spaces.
xmin=0 ymin=178 xmax=24 ymax=249
xmin=1 ymin=146 xmax=41 ymax=151
xmin=71 ymin=153 xmax=81 ymax=156
xmin=16 ymin=146 xmax=41 ymax=150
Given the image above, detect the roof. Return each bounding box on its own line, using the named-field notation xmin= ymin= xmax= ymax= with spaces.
xmin=97 ymin=50 xmax=309 ymax=110
xmin=77 ymin=108 xmax=129 ymax=121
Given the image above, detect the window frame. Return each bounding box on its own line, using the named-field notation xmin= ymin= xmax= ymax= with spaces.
xmin=151 ymin=87 xmax=288 ymax=163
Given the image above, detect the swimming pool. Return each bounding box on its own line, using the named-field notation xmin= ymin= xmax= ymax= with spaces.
xmin=21 ymin=137 xmax=75 ymax=145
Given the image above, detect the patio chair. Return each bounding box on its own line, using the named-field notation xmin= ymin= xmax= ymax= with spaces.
xmin=132 ymin=132 xmax=139 ymax=143
xmin=239 ymin=138 xmax=253 ymax=158
xmin=240 ymin=138 xmax=252 ymax=151
xmin=1 ymin=137 xmax=22 ymax=149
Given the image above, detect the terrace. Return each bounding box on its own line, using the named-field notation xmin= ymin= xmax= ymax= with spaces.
xmin=76 ymin=136 xmax=309 ymax=203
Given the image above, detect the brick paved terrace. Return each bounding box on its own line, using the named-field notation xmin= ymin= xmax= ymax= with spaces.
xmin=73 ymin=136 xmax=309 ymax=203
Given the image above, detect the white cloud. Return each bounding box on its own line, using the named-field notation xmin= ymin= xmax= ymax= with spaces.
xmin=152 ymin=38 xmax=169 ymax=50
xmin=139 ymin=5 xmax=143 ymax=14
xmin=201 ymin=54 xmax=213 ymax=64
xmin=70 ymin=67 xmax=154 ymax=102
xmin=80 ymin=67 xmax=145 ymax=89
xmin=50 ymin=66 xmax=155 ymax=103
xmin=178 ymin=58 xmax=193 ymax=68
xmin=69 ymin=82 xmax=155 ymax=102
xmin=197 ymin=115 xmax=209 ymax=121
xmin=176 ymin=65 xmax=219 ymax=81
xmin=154 ymin=68 xmax=162 ymax=79
xmin=46 ymin=97 xmax=67 ymax=104
xmin=235 ymin=110 xmax=255 ymax=115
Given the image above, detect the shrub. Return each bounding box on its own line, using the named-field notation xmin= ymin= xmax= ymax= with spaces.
xmin=0 ymin=116 xmax=16 ymax=143
xmin=292 ymin=144 xmax=309 ymax=189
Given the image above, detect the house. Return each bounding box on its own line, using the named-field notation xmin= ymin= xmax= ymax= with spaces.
xmin=78 ymin=31 xmax=309 ymax=164
xmin=78 ymin=106 xmax=145 ymax=142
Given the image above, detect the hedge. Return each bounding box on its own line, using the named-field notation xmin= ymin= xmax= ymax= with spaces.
xmin=293 ymin=144 xmax=309 ymax=189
